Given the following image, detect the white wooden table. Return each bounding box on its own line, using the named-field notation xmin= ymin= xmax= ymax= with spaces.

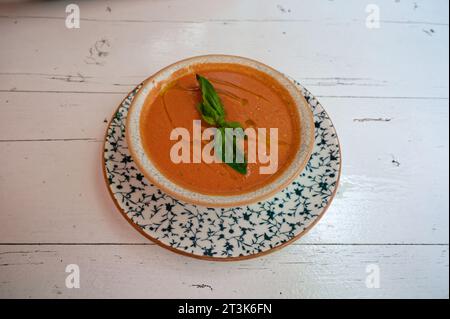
xmin=0 ymin=0 xmax=448 ymax=299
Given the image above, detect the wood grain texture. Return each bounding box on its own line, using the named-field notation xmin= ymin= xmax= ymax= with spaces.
xmin=0 ymin=244 xmax=448 ymax=299
xmin=0 ymin=1 xmax=448 ymax=98
xmin=1 ymin=0 xmax=447 ymax=24
xmin=0 ymin=0 xmax=448 ymax=298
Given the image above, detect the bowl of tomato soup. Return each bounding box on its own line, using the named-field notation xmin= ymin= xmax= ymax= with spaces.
xmin=126 ymin=55 xmax=315 ymax=207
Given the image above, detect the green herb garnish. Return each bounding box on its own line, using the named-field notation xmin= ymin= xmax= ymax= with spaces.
xmin=196 ymin=74 xmax=247 ymax=174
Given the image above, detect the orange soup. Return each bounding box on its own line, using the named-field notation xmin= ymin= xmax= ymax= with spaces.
xmin=140 ymin=63 xmax=300 ymax=195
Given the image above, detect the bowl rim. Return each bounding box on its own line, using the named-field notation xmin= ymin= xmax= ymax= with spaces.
xmin=126 ymin=54 xmax=315 ymax=207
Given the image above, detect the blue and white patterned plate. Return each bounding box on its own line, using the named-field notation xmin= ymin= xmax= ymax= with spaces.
xmin=103 ymin=81 xmax=341 ymax=260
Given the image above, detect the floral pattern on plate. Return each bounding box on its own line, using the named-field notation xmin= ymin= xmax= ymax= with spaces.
xmin=103 ymin=82 xmax=341 ymax=259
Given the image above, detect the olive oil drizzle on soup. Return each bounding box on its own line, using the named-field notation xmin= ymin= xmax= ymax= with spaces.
xmin=140 ymin=64 xmax=300 ymax=195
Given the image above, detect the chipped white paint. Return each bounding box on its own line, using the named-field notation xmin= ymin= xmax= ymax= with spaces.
xmin=0 ymin=245 xmax=448 ymax=298
xmin=0 ymin=0 xmax=448 ymax=298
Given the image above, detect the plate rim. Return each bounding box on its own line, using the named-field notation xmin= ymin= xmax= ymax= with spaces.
xmin=102 ymin=84 xmax=342 ymax=261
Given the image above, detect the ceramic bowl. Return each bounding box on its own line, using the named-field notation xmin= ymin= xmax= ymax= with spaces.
xmin=126 ymin=55 xmax=315 ymax=207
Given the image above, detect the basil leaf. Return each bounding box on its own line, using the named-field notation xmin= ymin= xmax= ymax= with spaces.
xmin=220 ymin=128 xmax=247 ymax=174
xmin=197 ymin=103 xmax=217 ymax=125
xmin=195 ymin=74 xmax=248 ymax=175
xmin=196 ymin=74 xmax=225 ymax=117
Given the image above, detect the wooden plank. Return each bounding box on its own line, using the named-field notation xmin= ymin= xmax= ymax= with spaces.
xmin=0 ymin=3 xmax=448 ymax=98
xmin=0 ymin=139 xmax=146 ymax=244
xmin=0 ymin=96 xmax=448 ymax=243
xmin=0 ymin=244 xmax=447 ymax=298
xmin=1 ymin=0 xmax=448 ymax=24
xmin=2 ymin=92 xmax=448 ymax=139
xmin=0 ymin=92 xmax=123 ymax=141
